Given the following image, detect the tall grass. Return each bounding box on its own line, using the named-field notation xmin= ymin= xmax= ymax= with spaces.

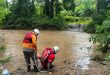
xmin=0 ymin=56 xmax=11 ymax=64
xmin=0 ymin=45 xmax=6 ymax=52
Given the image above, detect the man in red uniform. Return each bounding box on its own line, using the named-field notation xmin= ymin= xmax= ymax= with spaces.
xmin=37 ymin=46 xmax=59 ymax=70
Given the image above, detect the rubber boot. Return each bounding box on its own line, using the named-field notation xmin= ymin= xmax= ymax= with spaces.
xmin=27 ymin=66 xmax=31 ymax=72
xmin=33 ymin=65 xmax=39 ymax=72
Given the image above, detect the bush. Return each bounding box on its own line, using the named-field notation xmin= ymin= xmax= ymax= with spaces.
xmin=0 ymin=45 xmax=6 ymax=52
xmin=92 ymin=13 xmax=106 ymax=25
xmin=2 ymin=14 xmax=36 ymax=29
xmin=84 ymin=12 xmax=106 ymax=33
xmin=64 ymin=16 xmax=80 ymax=22
xmin=0 ymin=7 xmax=10 ymax=26
xmin=60 ymin=10 xmax=72 ymax=16
xmin=90 ymin=20 xmax=110 ymax=53
xmin=83 ymin=8 xmax=95 ymax=17
xmin=2 ymin=13 xmax=67 ymax=30
xmin=84 ymin=21 xmax=96 ymax=33
xmin=0 ymin=56 xmax=11 ymax=64
xmin=105 ymin=53 xmax=110 ymax=61
xmin=32 ymin=15 xmax=67 ymax=30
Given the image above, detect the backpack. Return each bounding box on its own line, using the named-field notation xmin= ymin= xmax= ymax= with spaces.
xmin=42 ymin=48 xmax=54 ymax=60
xmin=23 ymin=32 xmax=33 ymax=43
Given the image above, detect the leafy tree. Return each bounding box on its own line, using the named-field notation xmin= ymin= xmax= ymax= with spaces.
xmin=96 ymin=0 xmax=108 ymax=14
xmin=90 ymin=11 xmax=110 ymax=53
xmin=44 ymin=0 xmax=61 ymax=18
xmin=63 ymin=0 xmax=75 ymax=12
xmin=0 ymin=0 xmax=7 ymax=8
xmin=0 ymin=0 xmax=10 ymax=25
xmin=75 ymin=0 xmax=96 ymax=16
xmin=12 ymin=0 xmax=35 ymax=18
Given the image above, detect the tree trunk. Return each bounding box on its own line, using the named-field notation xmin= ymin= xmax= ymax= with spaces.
xmin=50 ymin=0 xmax=54 ymax=18
xmin=55 ymin=0 xmax=59 ymax=16
xmin=44 ymin=0 xmax=50 ymax=17
xmin=6 ymin=0 xmax=8 ymax=8
xmin=96 ymin=0 xmax=100 ymax=14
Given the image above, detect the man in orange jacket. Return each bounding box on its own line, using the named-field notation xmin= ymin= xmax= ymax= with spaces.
xmin=23 ymin=29 xmax=40 ymax=72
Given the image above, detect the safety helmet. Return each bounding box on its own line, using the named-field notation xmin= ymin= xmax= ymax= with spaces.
xmin=53 ymin=46 xmax=59 ymax=54
xmin=33 ymin=29 xmax=40 ymax=35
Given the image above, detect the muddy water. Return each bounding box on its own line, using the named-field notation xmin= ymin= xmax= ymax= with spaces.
xmin=0 ymin=30 xmax=108 ymax=75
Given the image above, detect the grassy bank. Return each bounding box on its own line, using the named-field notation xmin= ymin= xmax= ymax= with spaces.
xmin=65 ymin=16 xmax=92 ymax=25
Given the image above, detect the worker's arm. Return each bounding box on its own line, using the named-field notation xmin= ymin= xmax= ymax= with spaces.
xmin=32 ymin=34 xmax=37 ymax=52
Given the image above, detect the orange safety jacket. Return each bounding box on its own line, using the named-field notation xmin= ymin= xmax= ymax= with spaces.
xmin=22 ymin=32 xmax=37 ymax=50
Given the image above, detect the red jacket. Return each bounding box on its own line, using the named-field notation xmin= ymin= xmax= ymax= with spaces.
xmin=41 ymin=48 xmax=55 ymax=68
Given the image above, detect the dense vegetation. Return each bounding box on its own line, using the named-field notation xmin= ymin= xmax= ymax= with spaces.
xmin=0 ymin=0 xmax=96 ymax=30
xmin=1 ymin=0 xmax=71 ymax=30
xmin=85 ymin=0 xmax=110 ymax=55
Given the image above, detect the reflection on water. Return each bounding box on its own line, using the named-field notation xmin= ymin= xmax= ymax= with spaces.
xmin=76 ymin=57 xmax=90 ymax=70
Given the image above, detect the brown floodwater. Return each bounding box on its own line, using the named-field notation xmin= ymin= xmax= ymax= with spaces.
xmin=0 ymin=30 xmax=108 ymax=75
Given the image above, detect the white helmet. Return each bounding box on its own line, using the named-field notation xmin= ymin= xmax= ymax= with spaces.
xmin=33 ymin=29 xmax=40 ymax=35
xmin=53 ymin=46 xmax=59 ymax=54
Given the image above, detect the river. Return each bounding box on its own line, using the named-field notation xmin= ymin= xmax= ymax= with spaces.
xmin=0 ymin=30 xmax=108 ymax=75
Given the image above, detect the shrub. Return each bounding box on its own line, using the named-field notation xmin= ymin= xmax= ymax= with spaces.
xmin=0 ymin=45 xmax=6 ymax=52
xmin=60 ymin=10 xmax=72 ymax=16
xmin=90 ymin=20 xmax=110 ymax=53
xmin=0 ymin=56 xmax=11 ymax=64
xmin=92 ymin=13 xmax=106 ymax=25
xmin=32 ymin=15 xmax=67 ymax=30
xmin=84 ymin=21 xmax=96 ymax=33
xmin=64 ymin=16 xmax=80 ymax=22
xmin=3 ymin=12 xmax=67 ymax=30
xmin=105 ymin=53 xmax=110 ymax=61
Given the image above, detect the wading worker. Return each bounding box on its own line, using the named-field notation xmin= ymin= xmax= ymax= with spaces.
xmin=22 ymin=29 xmax=40 ymax=72
xmin=37 ymin=46 xmax=59 ymax=70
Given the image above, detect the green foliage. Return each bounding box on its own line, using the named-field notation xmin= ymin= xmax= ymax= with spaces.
xmin=0 ymin=7 xmax=10 ymax=26
xmin=3 ymin=14 xmax=67 ymax=30
xmin=63 ymin=0 xmax=75 ymax=12
xmin=12 ymin=0 xmax=35 ymax=18
xmin=32 ymin=15 xmax=67 ymax=30
xmin=92 ymin=13 xmax=106 ymax=25
xmin=35 ymin=3 xmax=43 ymax=16
xmin=84 ymin=21 xmax=96 ymax=33
xmin=75 ymin=0 xmax=96 ymax=16
xmin=96 ymin=0 xmax=108 ymax=14
xmin=0 ymin=0 xmax=7 ymax=8
xmin=0 ymin=56 xmax=11 ymax=64
xmin=65 ymin=16 xmax=91 ymax=25
xmin=84 ymin=12 xmax=106 ymax=33
xmin=0 ymin=45 xmax=6 ymax=52
xmin=64 ymin=16 xmax=80 ymax=22
xmin=105 ymin=53 xmax=110 ymax=61
xmin=60 ymin=10 xmax=72 ymax=16
xmin=0 ymin=0 xmax=10 ymax=26
xmin=90 ymin=20 xmax=110 ymax=53
xmin=83 ymin=8 xmax=95 ymax=16
xmin=2 ymin=14 xmax=36 ymax=29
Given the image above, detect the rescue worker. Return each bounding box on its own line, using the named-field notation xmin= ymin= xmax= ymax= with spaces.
xmin=37 ymin=46 xmax=59 ymax=70
xmin=22 ymin=29 xmax=40 ymax=72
